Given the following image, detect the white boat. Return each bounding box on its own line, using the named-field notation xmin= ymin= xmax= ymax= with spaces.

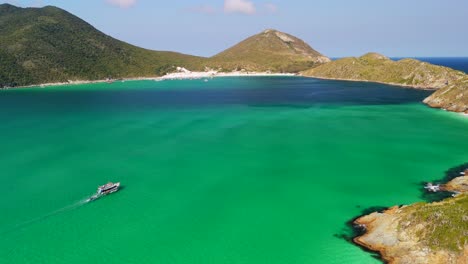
xmin=88 ymin=182 xmax=120 ymax=202
xmin=98 ymin=182 xmax=120 ymax=195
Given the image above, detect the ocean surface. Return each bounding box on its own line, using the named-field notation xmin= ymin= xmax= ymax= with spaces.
xmin=1 ymin=59 xmax=467 ymax=264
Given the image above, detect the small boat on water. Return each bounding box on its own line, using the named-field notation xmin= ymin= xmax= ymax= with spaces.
xmin=88 ymin=182 xmax=120 ymax=202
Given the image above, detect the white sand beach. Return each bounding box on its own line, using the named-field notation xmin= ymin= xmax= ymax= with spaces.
xmin=5 ymin=68 xmax=297 ymax=89
xmin=157 ymin=67 xmax=296 ymax=80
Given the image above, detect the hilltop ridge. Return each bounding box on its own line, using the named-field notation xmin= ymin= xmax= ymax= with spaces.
xmin=0 ymin=5 xmax=329 ymax=87
xmin=0 ymin=4 xmax=205 ymax=87
xmin=209 ymin=29 xmax=330 ymax=72
xmin=301 ymin=53 xmax=468 ymax=113
xmin=301 ymin=53 xmax=465 ymax=90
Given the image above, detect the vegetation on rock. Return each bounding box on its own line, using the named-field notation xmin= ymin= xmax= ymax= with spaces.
xmin=209 ymin=29 xmax=330 ymax=73
xmin=424 ymin=76 xmax=468 ymax=113
xmin=354 ymin=173 xmax=468 ymax=264
xmin=400 ymin=194 xmax=468 ymax=253
xmin=301 ymin=53 xmax=465 ymax=89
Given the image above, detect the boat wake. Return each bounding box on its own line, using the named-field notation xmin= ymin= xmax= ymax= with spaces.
xmin=1 ymin=196 xmax=91 ymax=235
xmin=1 ymin=183 xmax=121 ymax=235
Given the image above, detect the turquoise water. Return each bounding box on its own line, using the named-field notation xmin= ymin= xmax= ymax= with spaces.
xmin=0 ymin=77 xmax=467 ymax=263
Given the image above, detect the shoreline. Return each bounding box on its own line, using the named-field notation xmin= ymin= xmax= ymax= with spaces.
xmin=352 ymin=167 xmax=468 ymax=264
xmin=1 ymin=71 xmax=297 ymax=90
xmin=4 ymin=71 xmax=466 ymax=116
xmin=301 ymin=74 xmax=468 ymax=115
xmin=299 ymin=74 xmax=438 ymax=91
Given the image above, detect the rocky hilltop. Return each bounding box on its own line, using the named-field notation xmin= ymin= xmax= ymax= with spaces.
xmin=354 ymin=169 xmax=468 ymax=264
xmin=0 ymin=4 xmax=329 ymax=87
xmin=302 ymin=53 xmax=465 ymax=89
xmin=209 ymin=29 xmax=330 ymax=73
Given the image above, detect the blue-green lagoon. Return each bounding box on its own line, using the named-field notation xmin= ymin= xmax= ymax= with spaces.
xmin=1 ymin=77 xmax=467 ymax=263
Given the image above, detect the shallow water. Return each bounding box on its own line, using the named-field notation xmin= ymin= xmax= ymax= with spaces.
xmin=0 ymin=76 xmax=467 ymax=263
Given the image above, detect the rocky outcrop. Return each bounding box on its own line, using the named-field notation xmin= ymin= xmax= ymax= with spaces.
xmin=354 ymin=171 xmax=468 ymax=264
xmin=423 ymin=77 xmax=468 ymax=114
xmin=443 ymin=170 xmax=468 ymax=193
xmin=301 ymin=53 xmax=466 ymax=90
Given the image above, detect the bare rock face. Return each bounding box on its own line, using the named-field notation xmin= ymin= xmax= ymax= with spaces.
xmin=423 ymin=77 xmax=468 ymax=114
xmin=443 ymin=175 xmax=468 ymax=193
xmin=354 ymin=175 xmax=468 ymax=264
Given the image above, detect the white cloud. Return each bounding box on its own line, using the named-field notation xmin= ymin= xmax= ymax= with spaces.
xmin=224 ymin=0 xmax=256 ymax=15
xmin=106 ymin=0 xmax=137 ymax=8
xmin=264 ymin=3 xmax=278 ymax=14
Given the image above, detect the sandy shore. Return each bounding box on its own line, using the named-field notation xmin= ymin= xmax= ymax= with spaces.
xmin=159 ymin=69 xmax=296 ymax=80
xmin=2 ymin=70 xmax=297 ymax=90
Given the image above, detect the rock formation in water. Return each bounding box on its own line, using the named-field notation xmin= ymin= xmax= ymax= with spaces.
xmin=423 ymin=76 xmax=468 ymax=113
xmin=354 ymin=169 xmax=468 ymax=264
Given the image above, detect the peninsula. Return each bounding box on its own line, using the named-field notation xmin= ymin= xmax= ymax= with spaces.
xmin=423 ymin=76 xmax=468 ymax=114
xmin=354 ymin=169 xmax=468 ymax=264
xmin=301 ymin=53 xmax=468 ymax=113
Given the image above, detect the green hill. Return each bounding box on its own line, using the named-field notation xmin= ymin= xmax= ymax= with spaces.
xmin=0 ymin=5 xmax=330 ymax=87
xmin=302 ymin=53 xmax=465 ymax=89
xmin=0 ymin=4 xmax=204 ymax=87
xmin=209 ymin=29 xmax=330 ymax=73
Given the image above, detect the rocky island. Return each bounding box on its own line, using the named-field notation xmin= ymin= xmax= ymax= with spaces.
xmin=354 ymin=169 xmax=468 ymax=264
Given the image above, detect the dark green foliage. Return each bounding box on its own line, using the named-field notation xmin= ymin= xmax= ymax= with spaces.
xmin=0 ymin=4 xmax=204 ymax=87
xmin=0 ymin=5 xmax=328 ymax=87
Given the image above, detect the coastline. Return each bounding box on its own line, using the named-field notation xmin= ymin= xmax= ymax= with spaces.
xmin=1 ymin=71 xmax=297 ymax=90
xmin=352 ymin=168 xmax=468 ymax=264
xmin=301 ymin=74 xmax=468 ymax=114
xmin=299 ymin=74 xmax=438 ymax=91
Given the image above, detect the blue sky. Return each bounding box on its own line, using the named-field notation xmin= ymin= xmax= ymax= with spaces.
xmin=4 ymin=0 xmax=468 ymax=57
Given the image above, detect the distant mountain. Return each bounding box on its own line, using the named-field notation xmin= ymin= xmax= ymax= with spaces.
xmin=301 ymin=53 xmax=465 ymax=89
xmin=210 ymin=29 xmax=330 ymax=73
xmin=0 ymin=4 xmax=204 ymax=87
